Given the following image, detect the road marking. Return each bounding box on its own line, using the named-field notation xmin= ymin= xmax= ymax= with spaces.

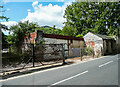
xmin=49 ymin=70 xmax=88 ymax=86
xmin=1 ymin=55 xmax=106 ymax=81
xmin=2 ymin=54 xmax=116 ymax=81
xmin=2 ymin=56 xmax=107 ymax=81
xmin=98 ymin=61 xmax=113 ymax=68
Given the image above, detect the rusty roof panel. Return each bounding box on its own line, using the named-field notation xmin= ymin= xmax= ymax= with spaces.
xmin=43 ymin=34 xmax=84 ymax=41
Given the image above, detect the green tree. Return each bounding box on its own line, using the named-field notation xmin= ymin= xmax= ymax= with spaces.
xmin=6 ymin=35 xmax=14 ymax=44
xmin=63 ymin=2 xmax=120 ymax=36
xmin=54 ymin=29 xmax=62 ymax=35
xmin=0 ymin=6 xmax=9 ymax=30
xmin=9 ymin=21 xmax=39 ymax=52
xmin=0 ymin=16 xmax=9 ymax=21
xmin=2 ymin=32 xmax=7 ymax=43
xmin=0 ymin=23 xmax=9 ymax=45
xmin=37 ymin=26 xmax=62 ymax=35
xmin=62 ymin=25 xmax=77 ymax=36
xmin=0 ymin=6 xmax=9 ymax=46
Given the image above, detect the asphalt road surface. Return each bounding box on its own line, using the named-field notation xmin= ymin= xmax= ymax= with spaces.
xmin=1 ymin=54 xmax=119 ymax=86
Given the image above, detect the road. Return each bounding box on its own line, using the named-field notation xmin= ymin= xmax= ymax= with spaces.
xmin=1 ymin=54 xmax=119 ymax=86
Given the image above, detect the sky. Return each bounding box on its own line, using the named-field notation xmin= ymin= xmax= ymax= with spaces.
xmin=1 ymin=0 xmax=74 ymax=35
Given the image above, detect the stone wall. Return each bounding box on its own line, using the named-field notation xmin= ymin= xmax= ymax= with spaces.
xmin=43 ymin=37 xmax=85 ymax=58
xmin=116 ymin=37 xmax=120 ymax=53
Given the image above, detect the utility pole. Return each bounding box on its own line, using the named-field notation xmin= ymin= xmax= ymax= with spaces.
xmin=62 ymin=44 xmax=67 ymax=65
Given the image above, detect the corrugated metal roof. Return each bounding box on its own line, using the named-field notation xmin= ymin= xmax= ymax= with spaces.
xmin=43 ymin=34 xmax=84 ymax=41
xmin=90 ymin=32 xmax=110 ymax=40
xmin=94 ymin=33 xmax=109 ymax=39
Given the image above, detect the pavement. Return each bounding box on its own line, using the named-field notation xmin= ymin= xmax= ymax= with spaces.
xmin=1 ymin=54 xmax=119 ymax=86
xmin=1 ymin=55 xmax=93 ymax=77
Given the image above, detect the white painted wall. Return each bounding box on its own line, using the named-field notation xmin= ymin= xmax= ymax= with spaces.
xmin=83 ymin=32 xmax=104 ymax=56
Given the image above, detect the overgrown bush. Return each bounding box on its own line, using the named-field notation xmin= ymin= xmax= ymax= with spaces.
xmin=34 ymin=39 xmax=46 ymax=61
xmin=84 ymin=47 xmax=94 ymax=56
xmin=2 ymin=44 xmax=32 ymax=67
